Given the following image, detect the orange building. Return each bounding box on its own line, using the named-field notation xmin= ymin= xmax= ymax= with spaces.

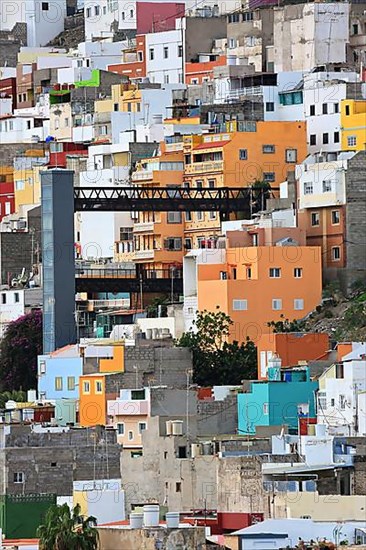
xmin=108 ymin=36 xmax=146 ymax=79
xmin=193 ymin=228 xmax=322 ymax=345
xmin=183 ymin=121 xmax=307 ymax=249
xmin=79 ymin=373 xmax=120 ymax=427
xmin=131 ymin=143 xmax=185 ymax=273
xmin=256 ymin=332 xmax=330 ymax=380
xmin=185 ymin=55 xmax=226 ymax=85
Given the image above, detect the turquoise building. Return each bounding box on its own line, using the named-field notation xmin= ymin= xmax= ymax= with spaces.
xmin=238 ymin=367 xmax=318 ymax=435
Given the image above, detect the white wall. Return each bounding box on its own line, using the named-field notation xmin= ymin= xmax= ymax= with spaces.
xmin=0 ymin=0 xmax=67 ymax=47
xmin=84 ymin=0 xmax=136 ymax=41
xmin=297 ymin=158 xmax=347 ymax=210
xmin=358 ymin=392 xmax=366 ymax=436
xmin=145 ymin=27 xmax=184 ymax=85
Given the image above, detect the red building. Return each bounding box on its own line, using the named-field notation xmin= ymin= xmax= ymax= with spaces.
xmin=0 ymin=77 xmax=17 ymax=111
xmin=48 ymin=142 xmax=88 ymax=168
xmin=137 ymin=2 xmax=185 ymax=34
xmin=0 ymin=166 xmax=15 ymax=221
xmin=108 ymin=36 xmax=147 ymax=80
xmin=185 ymin=55 xmax=226 ymax=85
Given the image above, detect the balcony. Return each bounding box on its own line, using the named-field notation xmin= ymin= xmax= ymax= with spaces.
xmin=134 ymin=249 xmax=155 ymax=261
xmin=185 ymin=160 xmax=223 ymax=174
xmin=165 ymin=142 xmax=184 ymax=152
xmin=87 ymin=299 xmax=130 ymax=311
xmin=133 ymin=221 xmax=154 ymax=233
xmin=107 ymin=399 xmax=149 ymax=416
xmin=132 ymin=170 xmax=153 ymax=182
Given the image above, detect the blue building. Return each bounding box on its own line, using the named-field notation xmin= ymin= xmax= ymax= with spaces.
xmin=238 ymin=366 xmax=318 ymax=435
xmin=38 ymin=345 xmax=83 ymax=401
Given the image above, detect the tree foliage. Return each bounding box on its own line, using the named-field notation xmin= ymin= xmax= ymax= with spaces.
xmin=267 ymin=315 xmax=306 ymax=333
xmin=38 ymin=503 xmax=99 ymax=550
xmin=0 ymin=310 xmax=42 ymax=392
xmin=0 ymin=390 xmax=26 ymax=409
xmin=177 ymin=309 xmax=257 ymax=386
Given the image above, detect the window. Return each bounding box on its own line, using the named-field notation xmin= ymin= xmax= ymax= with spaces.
xmin=209 ymin=211 xmax=216 ymax=220
xmin=334 ymin=131 xmax=340 ymax=143
xmin=185 ymin=212 xmax=192 ymax=222
xmin=95 ymin=380 xmax=103 ymax=394
xmin=339 ymin=395 xmax=346 ymax=410
xmin=263 ymin=144 xmax=275 ymax=154
xmin=163 ymin=46 xmax=169 ymax=59
xmin=239 ymin=149 xmax=247 ymax=160
xmin=164 ymin=237 xmax=182 ymax=250
xmin=83 ymin=381 xmax=90 ymax=394
xmin=266 ymin=102 xmax=274 ymax=112
xmin=117 ymin=423 xmax=124 ymax=435
xmin=1 ymin=294 xmax=6 ymax=304
xmin=138 ymin=422 xmax=147 ymax=434
xmin=323 ymin=133 xmax=329 ymax=145
xmin=114 ymin=103 xmax=119 ymax=112
xmin=263 ymin=403 xmax=269 ymax=415
xmin=164 ymin=74 xmax=169 ymax=84
xmin=191 ymin=78 xmax=198 ymax=85
xmin=42 ymin=2 xmax=49 ymax=10
xmin=121 ymin=11 xmax=125 ymax=19
xmin=39 ymin=361 xmax=46 ymax=374
xmin=286 ymin=149 xmax=297 ymax=163
xmin=167 ymin=211 xmax=182 ymax=224
xmin=247 ymin=267 xmax=252 ymax=279
xmin=196 ymin=211 xmax=204 ymax=222
xmin=103 ymin=6 xmax=106 ymax=14
xmin=334 ymin=103 xmax=339 ymax=113
xmin=347 ymin=135 xmax=357 ymax=147
xmin=95 ymin=5 xmax=100 ymax=15
xmin=233 ymin=299 xmax=248 ymax=311
xmin=14 ymin=472 xmax=24 ymax=483
xmin=130 ymin=9 xmax=133 ymax=17
xmin=352 ymin=24 xmax=359 ymax=35
xmin=310 ymin=135 xmax=316 ymax=146
xmin=196 ymin=180 xmax=203 ymax=189
xmin=67 ymin=377 xmax=75 ymax=391
xmin=322 ymin=179 xmax=332 ymax=192
xmin=263 ymin=172 xmax=275 ymax=182
xmin=131 ymin=389 xmax=145 ymax=400
xmin=86 ymin=7 xmax=91 ymax=17
xmin=208 ymin=179 xmax=215 ymax=189
xmin=178 ymin=446 xmax=187 ymax=458
xmin=229 ymin=38 xmax=236 ymax=49
xmin=330 ymin=398 xmax=335 ymax=407
xmin=345 ymin=105 xmax=350 ymax=116
xmin=294 ymin=299 xmax=304 ymax=310
xmin=304 ymin=182 xmax=313 ymax=195
xmin=332 ymin=246 xmax=341 ymax=261
xmin=178 ymin=45 xmax=183 ymax=58
xmin=149 ymin=48 xmax=154 ymax=61
xmin=54 ymin=118 xmax=60 ymax=130
xmin=332 ymin=210 xmax=340 ymax=225
xmin=310 ymin=105 xmax=315 ymax=116
xmin=128 ymin=430 xmax=134 ymax=441
xmin=137 ymin=51 xmax=143 ymax=62
xmin=272 ymin=299 xmax=282 ymax=311
xmin=269 ymin=268 xmax=281 ymax=278
xmin=176 ymin=482 xmax=182 ymax=492
xmin=322 ymin=103 xmax=328 ymax=114
xmin=243 ymin=11 xmax=254 ymax=21
xmin=15 ymin=180 xmax=25 ymax=191
xmin=64 ymin=117 xmax=69 ymax=127
xmin=336 ymin=363 xmax=344 ymax=379
xmin=311 ymin=212 xmax=320 ymax=226
xmin=294 ymin=268 xmax=303 ymax=278
xmin=55 ymin=377 xmax=63 ymax=391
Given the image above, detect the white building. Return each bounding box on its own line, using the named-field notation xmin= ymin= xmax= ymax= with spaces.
xmin=78 ymin=143 xmax=133 ymax=259
xmin=84 ymin=0 xmax=136 ymax=41
xmin=317 ymin=343 xmax=366 ymax=436
xmin=303 ymin=71 xmax=361 ymax=155
xmin=273 ymin=2 xmax=349 ymax=73
xmin=0 ymin=288 xmax=42 ymax=338
xmin=0 ymin=116 xmax=49 ymax=144
xmin=145 ymin=20 xmax=185 ymax=85
xmin=0 ymin=0 xmax=67 ymax=47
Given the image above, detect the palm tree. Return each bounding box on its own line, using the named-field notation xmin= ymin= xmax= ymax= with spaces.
xmin=37 ymin=503 xmax=99 ymax=550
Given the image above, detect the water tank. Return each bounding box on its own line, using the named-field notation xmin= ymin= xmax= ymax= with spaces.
xmin=166 ymin=420 xmax=173 ymax=436
xmin=28 ymin=389 xmax=37 ymax=402
xmin=191 ymin=443 xmax=201 ymax=458
xmin=145 ymin=328 xmax=152 ymax=340
xmin=315 ymin=424 xmax=327 ymax=437
xmin=152 ymin=328 xmax=159 ymax=340
xmin=166 ymin=512 xmax=179 ymax=528
xmin=202 ymin=442 xmax=213 ymax=455
xmin=143 ymin=504 xmax=160 ymax=527
xmin=130 ymin=512 xmax=143 ymax=529
xmin=5 ymin=400 xmax=16 ymax=410
xmin=171 ymin=420 xmax=183 ymax=436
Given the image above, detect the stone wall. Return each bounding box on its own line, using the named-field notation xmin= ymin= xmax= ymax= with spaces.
xmin=97 ymin=526 xmax=207 ymax=550
xmin=197 ymin=395 xmax=238 ymax=436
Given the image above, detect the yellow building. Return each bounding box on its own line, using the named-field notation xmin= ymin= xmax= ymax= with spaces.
xmin=13 ymin=164 xmax=42 ymax=211
xmin=95 ymin=83 xmax=142 ymax=114
xmin=341 ymin=99 xmax=366 ymax=151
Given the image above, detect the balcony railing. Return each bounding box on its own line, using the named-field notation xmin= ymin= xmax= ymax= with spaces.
xmin=165 ymin=142 xmax=184 ymax=152
xmin=185 ymin=160 xmax=223 ymax=174
xmin=107 ymin=399 xmax=149 ymax=416
xmin=133 ymin=221 xmax=154 ymax=233
xmin=131 ymin=171 xmax=153 ymax=181
xmin=134 ymin=249 xmax=155 ymax=260
xmin=88 ymin=299 xmax=130 ymax=309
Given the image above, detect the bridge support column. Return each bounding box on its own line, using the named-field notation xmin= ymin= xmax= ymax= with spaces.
xmin=41 ymin=169 xmax=76 ymax=353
